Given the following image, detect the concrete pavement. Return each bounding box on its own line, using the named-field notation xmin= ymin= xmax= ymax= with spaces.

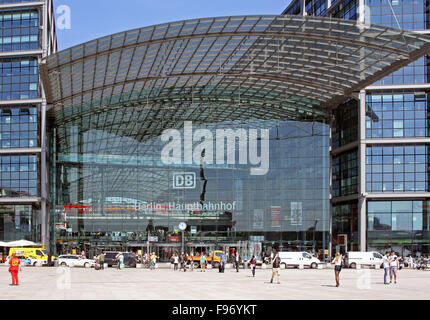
xmin=0 ymin=265 xmax=428 ymax=300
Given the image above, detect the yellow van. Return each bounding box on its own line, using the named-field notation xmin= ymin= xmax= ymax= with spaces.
xmin=8 ymin=248 xmax=54 ymax=265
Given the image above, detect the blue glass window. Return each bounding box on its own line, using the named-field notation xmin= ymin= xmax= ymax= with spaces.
xmin=0 ymin=58 xmax=38 ymax=100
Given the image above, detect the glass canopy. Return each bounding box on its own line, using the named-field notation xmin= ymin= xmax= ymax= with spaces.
xmin=41 ymin=14 xmax=430 ymax=146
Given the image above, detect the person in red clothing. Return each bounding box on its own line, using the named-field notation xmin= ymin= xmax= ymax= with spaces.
xmin=8 ymin=253 xmax=20 ymax=286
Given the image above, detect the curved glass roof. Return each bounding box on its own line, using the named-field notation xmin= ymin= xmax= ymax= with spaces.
xmin=41 ymin=15 xmax=430 ymax=140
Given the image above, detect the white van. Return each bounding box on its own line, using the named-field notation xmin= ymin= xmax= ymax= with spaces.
xmin=278 ymin=252 xmax=320 ymax=269
xmin=344 ymin=251 xmax=383 ymax=268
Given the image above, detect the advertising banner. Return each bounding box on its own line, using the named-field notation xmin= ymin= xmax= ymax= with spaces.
xmin=253 ymin=209 xmax=264 ymax=229
xmin=270 ymin=206 xmax=281 ymax=228
xmin=291 ymin=202 xmax=303 ymax=226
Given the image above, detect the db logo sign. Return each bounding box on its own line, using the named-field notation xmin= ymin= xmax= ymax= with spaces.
xmin=173 ymin=172 xmax=196 ymax=189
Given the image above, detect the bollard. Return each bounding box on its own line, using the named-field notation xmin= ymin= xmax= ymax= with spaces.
xmin=317 ymin=264 xmax=323 ymax=270
xmin=298 ymin=264 xmax=304 ymax=270
xmin=207 ymin=264 xmax=212 ymax=269
xmin=104 ymin=263 xmax=108 ymax=269
xmin=136 ymin=263 xmax=142 ymax=269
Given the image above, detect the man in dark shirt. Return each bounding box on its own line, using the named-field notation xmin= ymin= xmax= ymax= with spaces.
xmin=270 ymin=252 xmax=281 ymax=284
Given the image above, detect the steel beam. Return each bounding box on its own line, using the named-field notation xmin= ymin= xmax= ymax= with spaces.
xmin=0 ymin=50 xmax=43 ymax=58
xmin=0 ymin=1 xmax=44 ymax=9
xmin=363 ymin=138 xmax=430 ymax=144
xmin=366 ymin=83 xmax=430 ymax=91
xmin=358 ymin=89 xmax=367 ymax=252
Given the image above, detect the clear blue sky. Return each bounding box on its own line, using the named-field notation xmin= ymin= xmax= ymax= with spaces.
xmin=53 ymin=0 xmax=291 ymax=50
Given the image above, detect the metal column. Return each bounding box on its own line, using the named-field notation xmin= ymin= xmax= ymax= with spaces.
xmin=358 ymin=89 xmax=367 ymax=252
xmin=40 ymin=0 xmax=49 ymax=250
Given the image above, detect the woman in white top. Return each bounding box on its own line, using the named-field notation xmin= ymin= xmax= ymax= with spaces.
xmin=331 ymin=252 xmax=343 ymax=287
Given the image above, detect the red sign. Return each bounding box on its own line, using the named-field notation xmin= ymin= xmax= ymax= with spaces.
xmin=168 ymin=236 xmax=180 ymax=243
xmin=64 ymin=205 xmax=91 ymax=214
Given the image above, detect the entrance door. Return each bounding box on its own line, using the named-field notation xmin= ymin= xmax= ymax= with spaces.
xmin=155 ymin=244 xmax=181 ymax=262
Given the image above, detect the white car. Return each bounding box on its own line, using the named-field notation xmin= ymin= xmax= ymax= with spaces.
xmin=57 ymin=255 xmax=95 ymax=268
xmin=278 ymin=252 xmax=321 ymax=269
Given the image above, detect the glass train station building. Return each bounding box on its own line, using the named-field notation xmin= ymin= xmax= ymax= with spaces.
xmin=1 ymin=0 xmax=430 ymax=261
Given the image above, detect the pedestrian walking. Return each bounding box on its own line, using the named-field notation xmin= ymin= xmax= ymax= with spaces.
xmin=389 ymin=251 xmax=399 ymax=284
xmin=173 ymin=253 xmax=179 ymax=271
xmin=383 ymin=251 xmax=390 ymax=285
xmin=150 ymin=252 xmax=158 ymax=270
xmin=270 ymin=252 xmax=280 ymax=284
xmin=331 ymin=252 xmax=343 ymax=287
xmin=8 ymin=253 xmax=20 ymax=286
xmin=250 ymin=255 xmax=257 ymax=278
xmin=235 ymin=251 xmax=240 ymax=272
xmin=115 ymin=252 xmax=124 ymax=270
xmin=409 ymin=255 xmax=415 ymax=269
xmin=200 ymin=252 xmax=206 ymax=272
xmin=98 ymin=251 xmax=105 ymax=270
xmin=219 ymin=253 xmax=226 ymax=273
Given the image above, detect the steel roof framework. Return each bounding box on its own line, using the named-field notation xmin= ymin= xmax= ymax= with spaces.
xmin=40 ymin=14 xmax=430 ymax=166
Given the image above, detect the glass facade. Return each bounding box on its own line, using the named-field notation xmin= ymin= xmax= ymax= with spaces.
xmin=0 ymin=57 xmax=38 ymax=100
xmin=366 ymin=145 xmax=428 ymax=193
xmin=0 ymin=204 xmax=39 ymax=241
xmin=0 ymin=0 xmax=51 ymax=246
xmin=52 ymin=119 xmax=331 ymax=259
xmin=367 ymin=200 xmax=430 ymax=256
xmin=332 ymin=0 xmax=357 ymax=20
xmin=0 ymin=154 xmax=38 ymax=197
xmin=305 ymin=0 xmax=327 ymax=16
xmin=0 ymin=106 xmax=38 ymax=148
xmin=366 ymin=0 xmax=428 ymax=30
xmin=283 ymin=0 xmax=430 ymax=255
xmin=332 ymin=99 xmax=358 ymax=149
xmin=0 ymin=9 xmax=39 ymax=52
xmin=332 ymin=149 xmax=359 ymax=197
xmin=284 ymin=0 xmax=301 ymax=15
xmin=366 ymin=93 xmax=429 ymax=138
xmin=332 ymin=202 xmax=358 ymax=250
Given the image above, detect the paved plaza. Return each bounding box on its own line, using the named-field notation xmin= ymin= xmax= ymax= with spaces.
xmin=0 ymin=265 xmax=428 ymax=300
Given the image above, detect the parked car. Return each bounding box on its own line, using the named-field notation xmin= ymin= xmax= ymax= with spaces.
xmin=57 ymin=255 xmax=95 ymax=268
xmin=343 ymin=251 xmax=383 ymax=269
xmin=278 ymin=251 xmax=320 ymax=269
xmin=103 ymin=252 xmax=137 ymax=268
